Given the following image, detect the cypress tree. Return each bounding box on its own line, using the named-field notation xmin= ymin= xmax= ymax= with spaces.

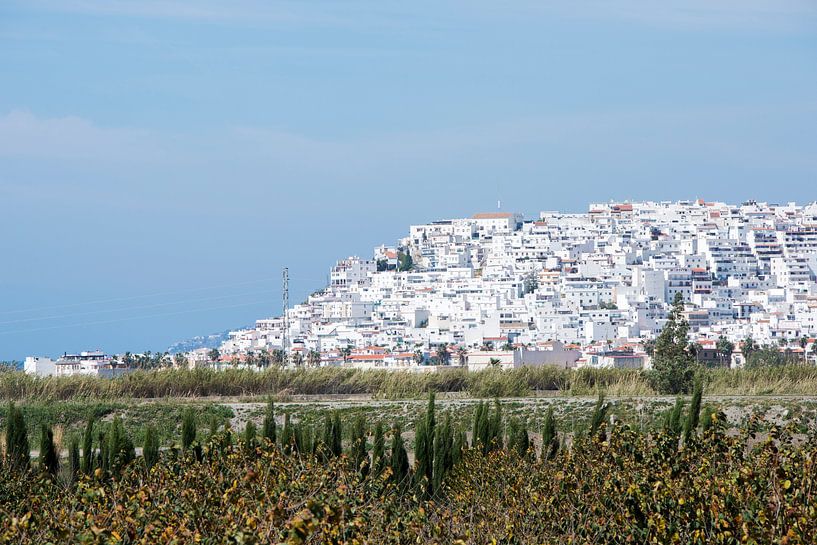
xmin=541 ymin=406 xmax=558 ymax=461
xmin=5 ymin=403 xmax=30 ymax=471
xmin=476 ymin=401 xmax=491 ymax=454
xmin=415 ymin=392 xmax=436 ymax=495
xmin=506 ymin=418 xmax=518 ymax=454
xmin=39 ymin=424 xmax=60 ymax=476
xmin=683 ymin=378 xmax=703 ymax=445
xmin=143 ymin=425 xmax=159 ymax=469
xmin=181 ymin=409 xmax=196 ymax=450
xmin=664 ymin=398 xmax=684 ymax=436
xmin=208 ymin=415 xmax=220 ymax=438
xmin=318 ymin=414 xmax=332 ymax=460
xmin=69 ymin=438 xmax=80 ymax=481
xmin=488 ymin=399 xmax=503 ymax=452
xmin=451 ymin=428 xmax=463 ymax=466
xmin=262 ymin=401 xmax=276 ymax=445
xmin=281 ymin=414 xmax=293 ymax=455
xmin=514 ymin=421 xmax=530 ymax=459
xmin=701 ymin=405 xmax=714 ymax=432
xmin=372 ymin=421 xmax=385 ymax=475
xmin=331 ymin=412 xmax=343 ymax=458
xmin=389 ymin=424 xmax=410 ymax=486
xmin=431 ymin=414 xmax=453 ymax=495
xmin=108 ymin=417 xmax=135 ymax=474
xmin=589 ymin=393 xmax=609 ymax=439
xmin=81 ymin=418 xmax=94 ymax=475
xmin=349 ymin=415 xmax=369 ymax=476
xmin=292 ymin=423 xmax=303 ymax=454
xmin=413 ymin=419 xmax=428 ymax=491
xmin=301 ymin=425 xmax=314 ymax=455
xmin=97 ymin=431 xmax=108 ymax=476
xmin=471 ymin=402 xmax=484 ymax=450
xmin=243 ymin=421 xmax=257 ymax=454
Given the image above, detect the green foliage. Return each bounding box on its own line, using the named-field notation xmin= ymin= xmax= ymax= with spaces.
xmin=280 ymin=413 xmax=293 ymax=455
xmin=331 ymin=413 xmax=342 ymax=458
xmin=107 ymin=417 xmax=135 ymax=474
xmin=181 ymin=408 xmax=196 ymax=450
xmin=38 ymin=424 xmax=59 ymax=476
xmin=349 ymin=415 xmax=369 ymax=476
xmin=243 ymin=421 xmax=257 ymax=453
xmin=5 ymin=402 xmax=29 ymax=471
xmin=4 ymin=411 xmax=817 ymax=543
xmin=511 ymin=419 xmax=530 ymax=459
xmin=371 ymin=421 xmax=385 ymax=476
xmin=745 ymin=345 xmax=799 ymax=369
xmin=68 ymin=438 xmax=80 ymax=481
xmin=388 ymin=424 xmax=410 ymax=486
xmin=541 ymin=406 xmax=558 ymax=461
xmin=451 ymin=428 xmax=465 ymax=466
xmin=488 ymin=398 xmax=503 ymax=452
xmin=262 ymin=400 xmax=276 ymax=444
xmin=81 ymin=418 xmax=94 ymax=475
xmin=143 ymin=425 xmax=159 ymax=469
xmin=683 ymin=378 xmax=703 ymax=444
xmin=700 ymin=405 xmax=714 ymax=433
xmin=97 ymin=431 xmax=109 ymax=475
xmin=397 ymin=251 xmax=413 ymax=272
xmin=414 ymin=392 xmax=436 ymax=496
xmin=432 ymin=413 xmax=453 ymax=495
xmin=664 ymin=397 xmax=685 ymax=437
xmin=648 ymin=292 xmax=697 ymax=394
xmin=589 ymin=393 xmax=609 ymax=438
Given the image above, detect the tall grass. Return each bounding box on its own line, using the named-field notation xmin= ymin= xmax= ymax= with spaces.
xmin=1 ymin=365 xmax=815 ymax=401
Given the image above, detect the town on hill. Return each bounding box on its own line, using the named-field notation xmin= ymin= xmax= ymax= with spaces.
xmin=25 ymin=199 xmax=817 ymax=376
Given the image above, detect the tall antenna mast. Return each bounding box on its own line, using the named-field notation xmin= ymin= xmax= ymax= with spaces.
xmin=282 ymin=267 xmax=289 ymax=356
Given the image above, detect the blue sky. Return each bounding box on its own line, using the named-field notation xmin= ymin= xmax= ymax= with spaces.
xmin=1 ymin=1 xmax=816 ymax=359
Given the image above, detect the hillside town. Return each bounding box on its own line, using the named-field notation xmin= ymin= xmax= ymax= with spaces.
xmin=25 ymin=199 xmax=817 ymax=376
xmin=199 ymin=199 xmax=817 ymax=370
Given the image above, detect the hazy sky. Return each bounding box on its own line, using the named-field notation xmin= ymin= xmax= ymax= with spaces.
xmin=1 ymin=1 xmax=816 ymax=359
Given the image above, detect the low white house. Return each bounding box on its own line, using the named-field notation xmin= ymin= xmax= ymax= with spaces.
xmin=53 ymin=351 xmax=130 ymax=378
xmin=24 ymin=356 xmax=56 ymax=376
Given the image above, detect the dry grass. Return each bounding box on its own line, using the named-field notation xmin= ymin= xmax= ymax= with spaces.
xmin=2 ymin=365 xmax=817 ymax=402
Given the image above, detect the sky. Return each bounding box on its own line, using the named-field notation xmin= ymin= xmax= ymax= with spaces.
xmin=1 ymin=0 xmax=816 ymax=360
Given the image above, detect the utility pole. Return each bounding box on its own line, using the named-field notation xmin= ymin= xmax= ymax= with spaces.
xmin=282 ymin=267 xmax=289 ymax=362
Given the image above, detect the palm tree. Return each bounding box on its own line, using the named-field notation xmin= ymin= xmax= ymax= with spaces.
xmin=799 ymin=336 xmax=809 ymax=364
xmin=207 ymin=348 xmax=220 ymax=366
xmin=173 ymin=353 xmax=188 ymax=369
xmin=435 ymin=343 xmax=450 ymax=365
xmin=271 ymin=349 xmax=285 ymax=367
xmin=457 ymin=346 xmax=467 ymax=366
xmin=716 ymin=336 xmax=734 ymax=368
xmin=258 ymin=349 xmax=271 ymax=368
xmin=307 ymin=349 xmax=321 ymax=368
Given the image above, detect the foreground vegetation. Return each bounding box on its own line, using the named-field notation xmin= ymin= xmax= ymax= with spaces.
xmin=2 ymin=389 xmax=816 ymax=544
xmin=4 ymin=363 xmax=817 ymax=402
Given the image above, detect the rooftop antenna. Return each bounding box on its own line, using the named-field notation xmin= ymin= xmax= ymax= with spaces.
xmin=497 ymin=199 xmax=501 ymax=210
xmin=282 ymin=267 xmax=289 ymax=356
